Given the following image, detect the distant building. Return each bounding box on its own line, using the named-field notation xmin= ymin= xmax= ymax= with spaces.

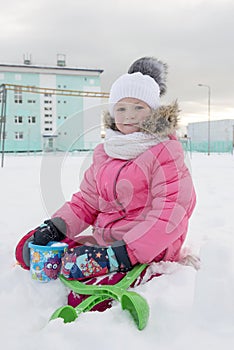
xmin=187 ymin=119 xmax=234 ymax=153
xmin=0 ymin=56 xmax=105 ymax=152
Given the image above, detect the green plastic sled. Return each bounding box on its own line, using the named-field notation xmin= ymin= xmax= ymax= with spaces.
xmin=50 ymin=264 xmax=149 ymax=330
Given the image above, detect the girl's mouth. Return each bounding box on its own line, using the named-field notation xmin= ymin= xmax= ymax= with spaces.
xmin=123 ymin=123 xmax=139 ymax=126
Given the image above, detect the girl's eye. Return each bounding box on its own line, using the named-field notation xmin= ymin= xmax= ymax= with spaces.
xmin=135 ymin=105 xmax=144 ymax=110
xmin=116 ymin=107 xmax=126 ymax=112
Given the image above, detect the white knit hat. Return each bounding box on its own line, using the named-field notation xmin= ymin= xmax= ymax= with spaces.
xmin=108 ymin=72 xmax=160 ymax=116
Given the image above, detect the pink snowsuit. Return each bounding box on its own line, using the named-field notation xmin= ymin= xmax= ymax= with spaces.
xmin=53 ymin=136 xmax=196 ymax=265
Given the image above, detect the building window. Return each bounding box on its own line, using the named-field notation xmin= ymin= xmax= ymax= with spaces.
xmin=44 ymin=127 xmax=53 ymax=131
xmin=27 ymin=99 xmax=36 ymax=103
xmin=14 ymin=87 xmax=23 ymax=103
xmin=28 ymin=116 xmax=36 ymax=123
xmin=45 ymin=120 xmax=52 ymax=124
xmin=15 ymin=131 xmax=24 ymax=140
xmin=44 ymin=107 xmax=52 ymax=111
xmin=45 ymin=114 xmax=52 ymax=118
xmin=14 ymin=116 xmax=23 ymax=123
xmin=44 ymin=100 xmax=52 ymax=104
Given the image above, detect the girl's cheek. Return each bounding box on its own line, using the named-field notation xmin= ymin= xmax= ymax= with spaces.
xmin=114 ymin=114 xmax=123 ymax=124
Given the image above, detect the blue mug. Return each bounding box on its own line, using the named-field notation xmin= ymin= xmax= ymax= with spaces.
xmin=28 ymin=241 xmax=68 ymax=282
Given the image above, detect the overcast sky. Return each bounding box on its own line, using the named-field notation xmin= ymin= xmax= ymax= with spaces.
xmin=1 ymin=0 xmax=234 ymax=126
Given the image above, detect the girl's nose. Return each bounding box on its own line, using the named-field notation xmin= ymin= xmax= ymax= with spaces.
xmin=125 ymin=109 xmax=136 ymax=120
xmin=125 ymin=115 xmax=135 ymax=120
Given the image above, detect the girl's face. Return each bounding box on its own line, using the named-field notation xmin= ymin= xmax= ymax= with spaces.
xmin=113 ymin=97 xmax=151 ymax=135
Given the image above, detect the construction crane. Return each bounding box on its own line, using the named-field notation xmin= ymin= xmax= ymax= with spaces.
xmin=0 ymin=83 xmax=110 ymax=167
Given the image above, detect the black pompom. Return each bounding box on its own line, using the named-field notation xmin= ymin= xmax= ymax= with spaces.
xmin=128 ymin=56 xmax=168 ymax=96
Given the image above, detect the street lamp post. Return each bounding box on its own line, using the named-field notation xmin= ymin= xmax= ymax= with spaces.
xmin=198 ymin=84 xmax=211 ymax=155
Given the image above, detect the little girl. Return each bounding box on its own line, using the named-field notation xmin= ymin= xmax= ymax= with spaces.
xmin=16 ymin=57 xmax=196 ymax=301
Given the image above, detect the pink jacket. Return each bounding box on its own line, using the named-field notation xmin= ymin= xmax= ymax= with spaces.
xmin=53 ymin=133 xmax=196 ymax=265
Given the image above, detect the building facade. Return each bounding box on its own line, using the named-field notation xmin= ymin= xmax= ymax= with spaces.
xmin=0 ymin=59 xmax=104 ymax=152
xmin=187 ymin=119 xmax=234 ymax=153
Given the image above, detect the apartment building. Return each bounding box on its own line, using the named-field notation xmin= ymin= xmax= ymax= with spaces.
xmin=0 ymin=56 xmax=104 ymax=152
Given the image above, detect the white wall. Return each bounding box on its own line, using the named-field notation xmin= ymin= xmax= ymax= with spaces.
xmin=188 ymin=119 xmax=234 ymax=142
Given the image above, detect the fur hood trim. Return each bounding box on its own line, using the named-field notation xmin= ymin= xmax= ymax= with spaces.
xmin=103 ymin=101 xmax=180 ymax=137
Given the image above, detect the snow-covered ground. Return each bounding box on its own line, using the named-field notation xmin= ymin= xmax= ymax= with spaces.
xmin=0 ymin=152 xmax=234 ymax=349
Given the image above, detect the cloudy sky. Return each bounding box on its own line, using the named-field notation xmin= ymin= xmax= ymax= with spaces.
xmin=1 ymin=0 xmax=234 ymax=126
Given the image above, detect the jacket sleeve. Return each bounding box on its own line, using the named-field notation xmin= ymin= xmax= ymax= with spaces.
xmin=52 ymin=151 xmax=100 ymax=240
xmin=123 ymin=141 xmax=196 ymax=264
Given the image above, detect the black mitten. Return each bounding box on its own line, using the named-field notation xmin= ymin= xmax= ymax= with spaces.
xmin=33 ymin=219 xmax=65 ymax=246
xmin=15 ymin=218 xmax=67 ymax=269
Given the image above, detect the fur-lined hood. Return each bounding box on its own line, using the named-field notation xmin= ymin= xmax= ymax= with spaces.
xmin=103 ymin=101 xmax=180 ymax=138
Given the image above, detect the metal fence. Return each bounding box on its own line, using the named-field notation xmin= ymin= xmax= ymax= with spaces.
xmin=180 ymin=138 xmax=233 ymax=154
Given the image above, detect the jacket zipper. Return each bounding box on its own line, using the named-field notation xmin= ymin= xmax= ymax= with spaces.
xmin=101 ymin=161 xmax=130 ymax=242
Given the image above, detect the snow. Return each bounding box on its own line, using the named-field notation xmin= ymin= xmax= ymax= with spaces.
xmin=1 ymin=152 xmax=234 ymax=349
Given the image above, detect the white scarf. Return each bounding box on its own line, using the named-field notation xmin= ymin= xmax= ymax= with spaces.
xmin=104 ymin=129 xmax=168 ymax=160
